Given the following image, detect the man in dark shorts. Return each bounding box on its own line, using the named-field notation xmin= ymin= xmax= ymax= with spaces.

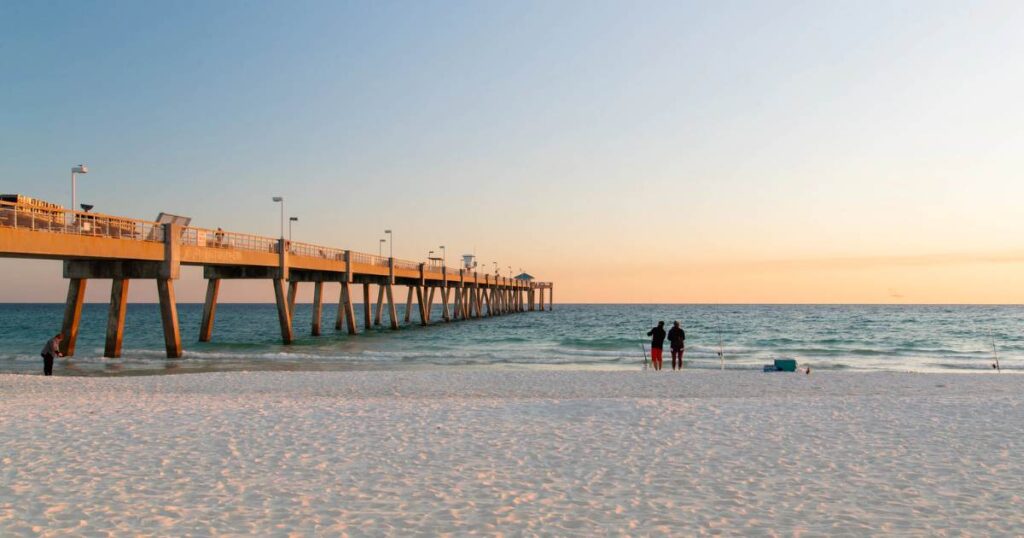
xmin=40 ymin=333 xmax=64 ymax=376
xmin=668 ymin=321 xmax=685 ymax=370
xmin=647 ymin=321 xmax=666 ymax=371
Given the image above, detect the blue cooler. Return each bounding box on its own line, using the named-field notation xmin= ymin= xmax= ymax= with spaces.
xmin=774 ymin=358 xmax=797 ymax=372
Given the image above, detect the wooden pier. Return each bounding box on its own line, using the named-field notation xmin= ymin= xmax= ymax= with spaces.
xmin=0 ymin=200 xmax=553 ymax=358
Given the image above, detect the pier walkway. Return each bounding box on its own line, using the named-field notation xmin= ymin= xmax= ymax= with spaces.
xmin=0 ymin=200 xmax=553 ymax=358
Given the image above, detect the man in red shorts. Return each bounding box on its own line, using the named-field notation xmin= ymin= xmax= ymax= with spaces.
xmin=647 ymin=321 xmax=666 ymax=371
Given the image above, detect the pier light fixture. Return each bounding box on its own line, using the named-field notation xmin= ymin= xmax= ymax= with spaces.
xmin=384 ymin=229 xmax=392 ymax=259
xmin=272 ymin=197 xmax=284 ymax=239
xmin=71 ymin=164 xmax=88 ymax=214
xmin=379 ymin=238 xmax=386 ymax=257
xmin=80 ymin=204 xmax=94 ymax=213
xmin=439 ymin=245 xmax=446 ymax=267
xmin=289 ymin=216 xmax=298 ymax=242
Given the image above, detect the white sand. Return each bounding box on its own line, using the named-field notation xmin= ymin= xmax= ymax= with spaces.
xmin=1 ymin=370 xmax=1022 ymax=535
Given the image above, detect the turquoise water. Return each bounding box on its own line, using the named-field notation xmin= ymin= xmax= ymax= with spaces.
xmin=0 ymin=304 xmax=1021 ymax=375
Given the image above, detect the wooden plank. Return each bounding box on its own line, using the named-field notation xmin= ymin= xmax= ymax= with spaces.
xmin=104 ymin=278 xmax=130 ymax=358
xmin=199 ymin=278 xmax=220 ymax=341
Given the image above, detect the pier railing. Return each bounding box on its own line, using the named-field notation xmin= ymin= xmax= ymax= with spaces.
xmin=180 ymin=226 xmax=280 ymax=253
xmin=1 ymin=200 xmax=543 ymax=284
xmin=0 ymin=200 xmax=165 ymax=242
xmin=289 ymin=240 xmax=346 ymax=261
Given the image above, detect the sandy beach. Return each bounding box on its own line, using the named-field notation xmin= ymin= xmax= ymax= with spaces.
xmin=1 ymin=370 xmax=1021 ymax=535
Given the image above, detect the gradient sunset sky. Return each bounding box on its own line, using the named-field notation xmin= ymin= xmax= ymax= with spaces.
xmin=2 ymin=0 xmax=1022 ymax=304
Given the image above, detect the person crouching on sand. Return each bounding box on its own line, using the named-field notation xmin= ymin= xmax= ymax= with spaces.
xmin=40 ymin=333 xmax=64 ymax=376
xmin=647 ymin=321 xmax=666 ymax=371
xmin=668 ymin=321 xmax=685 ymax=370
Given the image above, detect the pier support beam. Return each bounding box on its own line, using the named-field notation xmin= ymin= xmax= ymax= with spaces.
xmin=453 ymin=285 xmax=462 ymax=321
xmin=199 ymin=278 xmax=220 ymax=342
xmin=287 ymin=281 xmax=299 ymax=320
xmin=157 ymin=278 xmax=182 ymax=358
xmin=337 ymin=282 xmax=358 ymax=334
xmin=335 ymin=284 xmax=344 ymax=331
xmin=273 ymin=278 xmax=294 ymax=345
xmin=539 ymin=287 xmax=545 ymax=311
xmin=362 ymin=283 xmax=372 ymax=330
xmin=60 ymin=278 xmax=87 ymax=357
xmin=104 ymin=278 xmax=129 ymax=358
xmin=442 ymin=286 xmax=451 ymax=322
xmin=385 ymin=283 xmax=399 ymax=330
xmin=405 ymin=286 xmax=414 ymax=323
xmin=426 ymin=287 xmax=435 ymax=322
xmin=374 ymin=285 xmax=385 ymax=326
xmin=311 ymin=281 xmax=323 ymax=336
xmin=416 ymin=286 xmax=428 ymax=326
xmin=343 ymin=282 xmax=358 ymax=334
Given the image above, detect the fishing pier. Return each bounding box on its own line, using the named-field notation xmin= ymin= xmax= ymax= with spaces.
xmin=0 ymin=199 xmax=553 ymax=358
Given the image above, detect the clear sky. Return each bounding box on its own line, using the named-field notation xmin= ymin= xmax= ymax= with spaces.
xmin=2 ymin=0 xmax=1023 ymax=303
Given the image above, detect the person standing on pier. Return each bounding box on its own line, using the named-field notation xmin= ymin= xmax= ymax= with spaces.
xmin=647 ymin=322 xmax=666 ymax=371
xmin=668 ymin=321 xmax=685 ymax=370
xmin=40 ymin=333 xmax=63 ymax=376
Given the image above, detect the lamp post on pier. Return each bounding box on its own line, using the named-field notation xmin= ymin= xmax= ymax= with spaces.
xmin=289 ymin=217 xmax=298 ymax=242
xmin=379 ymin=239 xmax=386 ymax=257
xmin=71 ymin=164 xmax=88 ymax=216
xmin=384 ymin=229 xmax=393 ymax=259
xmin=272 ymin=197 xmax=285 ymax=239
xmin=439 ymin=245 xmax=446 ymax=268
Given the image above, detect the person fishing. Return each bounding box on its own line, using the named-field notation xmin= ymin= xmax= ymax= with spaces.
xmin=646 ymin=321 xmax=666 ymax=371
xmin=668 ymin=321 xmax=685 ymax=370
xmin=40 ymin=333 xmax=64 ymax=376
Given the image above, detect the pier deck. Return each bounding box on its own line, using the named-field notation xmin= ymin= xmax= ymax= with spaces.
xmin=0 ymin=201 xmax=552 ymax=358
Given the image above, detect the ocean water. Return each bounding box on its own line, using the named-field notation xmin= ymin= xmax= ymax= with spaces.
xmin=0 ymin=304 xmax=1020 ymax=375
